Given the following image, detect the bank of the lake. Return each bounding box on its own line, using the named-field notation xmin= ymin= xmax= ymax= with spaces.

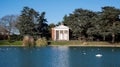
xmin=50 ymin=41 xmax=120 ymax=47
xmin=1 ymin=40 xmax=120 ymax=47
xmin=50 ymin=44 xmax=120 ymax=47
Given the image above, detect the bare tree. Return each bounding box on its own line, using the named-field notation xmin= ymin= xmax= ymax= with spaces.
xmin=0 ymin=15 xmax=18 ymax=40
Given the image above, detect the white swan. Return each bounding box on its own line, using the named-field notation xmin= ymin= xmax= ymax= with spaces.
xmin=96 ymin=54 xmax=102 ymax=57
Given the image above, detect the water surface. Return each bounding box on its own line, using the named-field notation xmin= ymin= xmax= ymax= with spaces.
xmin=0 ymin=46 xmax=120 ymax=67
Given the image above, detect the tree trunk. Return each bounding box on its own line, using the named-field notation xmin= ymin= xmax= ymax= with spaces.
xmin=112 ymin=21 xmax=116 ymax=43
xmin=112 ymin=33 xmax=115 ymax=43
xmin=8 ymin=35 xmax=10 ymax=41
xmin=7 ymin=31 xmax=11 ymax=41
xmin=103 ymin=35 xmax=106 ymax=41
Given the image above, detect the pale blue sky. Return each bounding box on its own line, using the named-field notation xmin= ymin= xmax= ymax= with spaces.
xmin=0 ymin=0 xmax=120 ymax=24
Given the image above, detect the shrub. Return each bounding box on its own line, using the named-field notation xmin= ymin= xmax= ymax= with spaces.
xmin=35 ymin=37 xmax=47 ymax=47
xmin=29 ymin=36 xmax=35 ymax=47
xmin=22 ymin=35 xmax=35 ymax=47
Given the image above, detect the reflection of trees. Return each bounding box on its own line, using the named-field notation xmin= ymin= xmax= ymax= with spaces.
xmin=50 ymin=46 xmax=69 ymax=67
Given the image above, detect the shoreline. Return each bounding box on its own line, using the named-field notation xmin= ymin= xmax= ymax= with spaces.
xmin=49 ymin=44 xmax=120 ymax=47
xmin=0 ymin=44 xmax=120 ymax=47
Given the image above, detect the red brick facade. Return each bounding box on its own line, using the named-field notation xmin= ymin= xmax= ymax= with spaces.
xmin=51 ymin=28 xmax=54 ymax=40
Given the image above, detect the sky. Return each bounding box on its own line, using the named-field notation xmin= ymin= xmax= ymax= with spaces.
xmin=0 ymin=0 xmax=120 ymax=24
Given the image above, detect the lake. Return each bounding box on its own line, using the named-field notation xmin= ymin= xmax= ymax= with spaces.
xmin=0 ymin=46 xmax=120 ymax=67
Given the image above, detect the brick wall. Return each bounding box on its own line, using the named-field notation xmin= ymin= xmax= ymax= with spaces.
xmin=51 ymin=28 xmax=54 ymax=40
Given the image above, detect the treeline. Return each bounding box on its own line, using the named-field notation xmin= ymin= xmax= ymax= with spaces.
xmin=62 ymin=6 xmax=120 ymax=43
xmin=0 ymin=6 xmax=120 ymax=43
xmin=0 ymin=7 xmax=50 ymax=40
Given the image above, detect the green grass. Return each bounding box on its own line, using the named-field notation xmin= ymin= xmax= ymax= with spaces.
xmin=87 ymin=41 xmax=111 ymax=45
xmin=50 ymin=40 xmax=83 ymax=45
xmin=49 ymin=40 xmax=116 ymax=46
xmin=0 ymin=40 xmax=22 ymax=46
xmin=0 ymin=40 xmax=120 ymax=47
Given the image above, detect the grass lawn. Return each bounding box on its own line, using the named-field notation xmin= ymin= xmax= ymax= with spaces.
xmin=50 ymin=40 xmax=83 ymax=45
xmin=49 ymin=40 xmax=120 ymax=47
xmin=0 ymin=40 xmax=120 ymax=47
xmin=0 ymin=40 xmax=22 ymax=46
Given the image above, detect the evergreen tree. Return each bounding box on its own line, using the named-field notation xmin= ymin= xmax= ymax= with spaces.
xmin=63 ymin=9 xmax=97 ymax=40
xmin=17 ymin=7 xmax=48 ymax=38
xmin=101 ymin=6 xmax=120 ymax=43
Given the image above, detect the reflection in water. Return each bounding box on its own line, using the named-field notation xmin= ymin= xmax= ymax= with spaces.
xmin=18 ymin=47 xmax=70 ymax=67
xmin=19 ymin=48 xmax=34 ymax=67
xmin=83 ymin=52 xmax=86 ymax=55
xmin=50 ymin=46 xmax=69 ymax=67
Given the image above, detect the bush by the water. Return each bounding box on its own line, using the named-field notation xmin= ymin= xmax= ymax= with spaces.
xmin=35 ymin=38 xmax=47 ymax=47
xmin=22 ymin=36 xmax=35 ymax=47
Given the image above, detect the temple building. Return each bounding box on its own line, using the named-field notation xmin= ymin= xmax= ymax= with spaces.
xmin=51 ymin=24 xmax=69 ymax=41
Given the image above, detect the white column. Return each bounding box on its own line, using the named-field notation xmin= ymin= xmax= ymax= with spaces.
xmin=68 ymin=29 xmax=69 ymax=41
xmin=63 ymin=30 xmax=65 ymax=40
xmin=59 ymin=30 xmax=60 ymax=40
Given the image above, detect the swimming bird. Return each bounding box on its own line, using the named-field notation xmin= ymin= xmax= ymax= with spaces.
xmin=96 ymin=54 xmax=102 ymax=57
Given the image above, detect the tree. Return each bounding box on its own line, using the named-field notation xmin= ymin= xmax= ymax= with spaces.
xmin=17 ymin=7 xmax=48 ymax=38
xmin=17 ymin=7 xmax=38 ymax=36
xmin=34 ymin=12 xmax=48 ymax=38
xmin=0 ymin=15 xmax=18 ymax=40
xmin=101 ymin=6 xmax=120 ymax=43
xmin=90 ymin=12 xmax=110 ymax=41
xmin=63 ymin=9 xmax=97 ymax=40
